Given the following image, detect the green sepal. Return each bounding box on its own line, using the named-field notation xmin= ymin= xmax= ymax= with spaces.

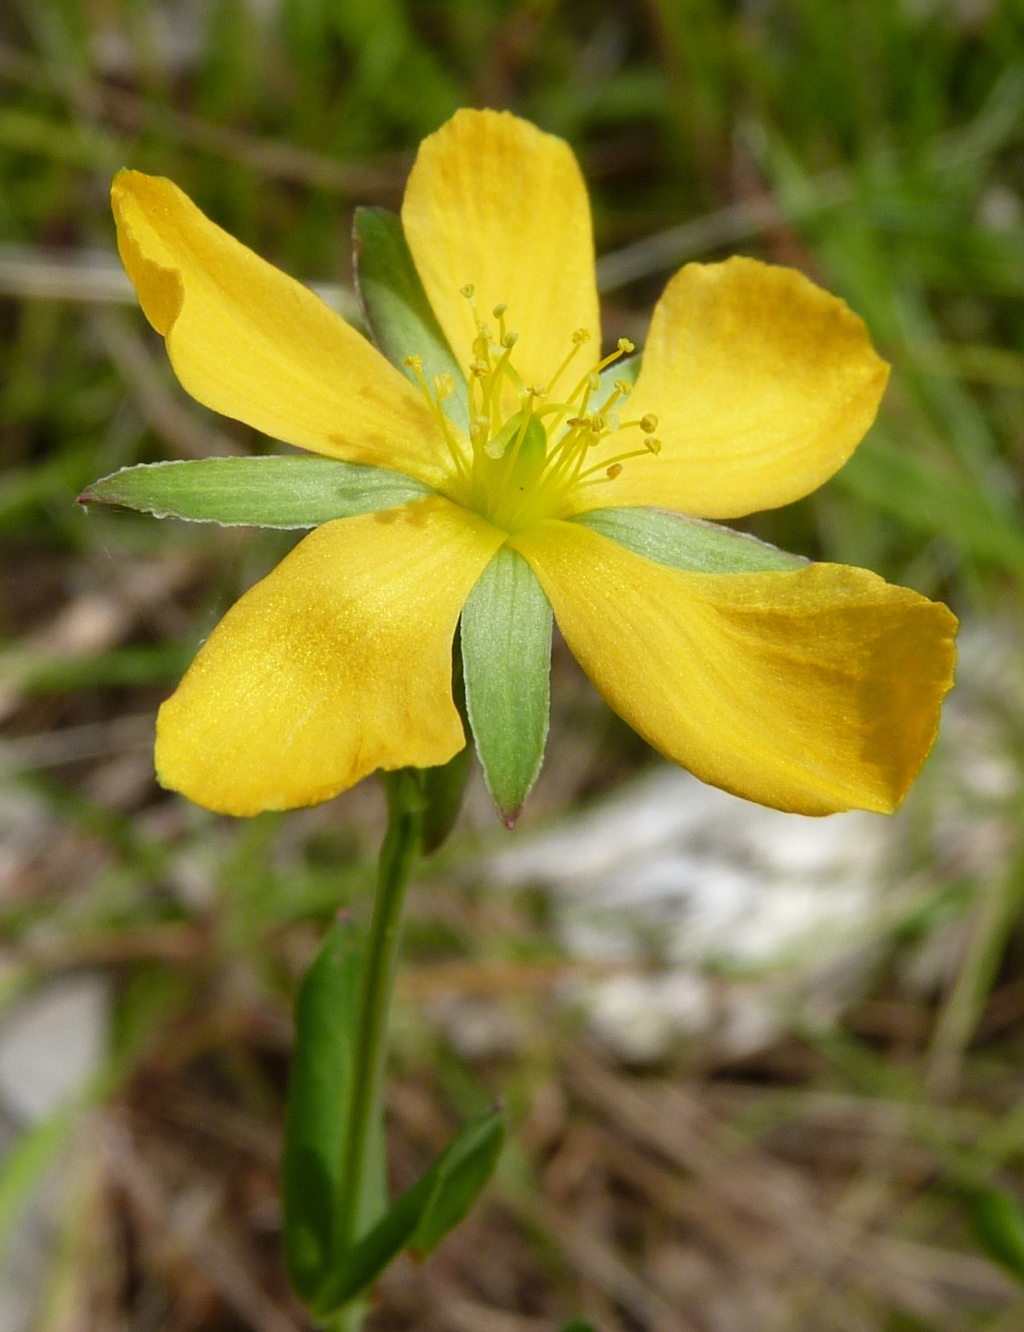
xmin=574 ymin=507 xmax=807 ymax=574
xmin=969 ymin=1187 xmax=1024 ymax=1281
xmin=462 ymin=547 xmax=553 ymax=826
xmin=282 ymin=917 xmax=366 ymax=1301
xmin=79 ymin=456 xmax=432 ymax=528
xmin=354 ymin=207 xmax=469 ymax=433
xmin=420 ymin=632 xmax=471 ymax=856
xmin=315 ymin=1108 xmax=505 ymax=1314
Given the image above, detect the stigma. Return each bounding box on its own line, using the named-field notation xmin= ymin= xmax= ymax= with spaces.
xmin=405 ymin=292 xmax=659 ymax=533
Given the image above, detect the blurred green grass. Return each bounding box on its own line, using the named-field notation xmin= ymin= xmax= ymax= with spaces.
xmin=5 ymin=1 xmax=1024 ymax=1327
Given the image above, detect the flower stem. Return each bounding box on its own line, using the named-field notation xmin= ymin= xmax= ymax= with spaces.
xmin=334 ymin=768 xmax=423 ymax=1259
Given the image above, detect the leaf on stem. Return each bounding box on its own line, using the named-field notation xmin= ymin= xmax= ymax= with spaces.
xmin=969 ymin=1187 xmax=1024 ymax=1281
xmin=316 ymin=1108 xmax=505 ymax=1314
xmin=282 ymin=917 xmax=364 ymax=1301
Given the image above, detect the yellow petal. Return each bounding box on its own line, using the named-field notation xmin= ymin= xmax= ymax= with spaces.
xmin=571 ymin=257 xmax=889 ymax=520
xmin=156 ymin=497 xmax=505 ymax=815
xmin=512 ymin=520 xmax=956 ymax=815
xmin=402 ymin=109 xmax=600 ymax=391
xmin=111 ymin=170 xmax=450 ymax=488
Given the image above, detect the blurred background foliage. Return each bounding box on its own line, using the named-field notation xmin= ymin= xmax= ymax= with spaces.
xmin=5 ymin=1 xmax=1024 ymax=1329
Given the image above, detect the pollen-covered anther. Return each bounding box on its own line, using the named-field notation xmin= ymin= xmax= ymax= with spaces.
xmin=501 ymin=331 xmax=519 ymax=348
xmin=606 ymin=464 xmax=623 ymax=479
xmin=640 ymin=414 xmax=658 ymax=434
xmin=614 ymin=380 xmax=633 ymax=397
xmin=645 ymin=437 xmax=662 ymax=455
xmin=492 ymin=303 xmax=507 ymax=318
xmin=460 ymin=283 xmax=475 ymax=299
xmin=403 ymin=354 xmax=424 ymax=371
xmin=572 ymin=328 xmax=591 ymax=345
xmin=617 ymin=338 xmax=635 ymax=354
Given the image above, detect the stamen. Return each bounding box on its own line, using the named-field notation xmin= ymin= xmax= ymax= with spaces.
xmin=544 ymin=327 xmax=591 ymax=396
xmin=403 ymin=355 xmax=469 ymax=481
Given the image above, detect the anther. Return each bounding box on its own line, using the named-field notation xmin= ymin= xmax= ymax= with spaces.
xmin=640 ymin=414 xmax=658 ymax=433
xmin=460 ymin=284 xmax=475 ymax=299
xmin=587 ymin=372 xmax=601 ymax=391
xmin=433 ymin=373 xmax=455 ymax=400
xmin=501 ymin=331 xmax=519 ymax=348
xmin=614 ymin=380 xmax=633 ymax=396
xmin=470 ymin=360 xmax=490 ymax=377
xmin=403 ymin=354 xmax=423 ymax=371
xmin=572 ymin=328 xmax=591 ymax=345
xmin=645 ymin=437 xmax=662 ymax=455
xmin=618 ymin=338 xmax=635 ymax=354
xmin=492 ymin=303 xmax=508 ymax=318
xmin=606 ymin=464 xmax=623 ymax=479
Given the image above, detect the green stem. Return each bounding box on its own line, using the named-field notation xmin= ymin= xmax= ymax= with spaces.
xmin=334 ymin=769 xmax=423 ymax=1257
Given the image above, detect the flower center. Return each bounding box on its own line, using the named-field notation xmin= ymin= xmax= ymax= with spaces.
xmin=404 ymin=288 xmax=660 ymax=534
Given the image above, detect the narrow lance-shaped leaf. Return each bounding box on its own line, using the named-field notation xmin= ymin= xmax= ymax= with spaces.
xmin=354 ymin=207 xmax=469 ymax=432
xmin=79 ymin=456 xmax=432 ymax=528
xmin=574 ymin=507 xmax=807 ymax=574
xmin=408 ymin=1107 xmax=505 ymax=1256
xmin=281 ymin=918 xmax=364 ymax=1301
xmin=970 ymin=1187 xmax=1024 ymax=1281
xmin=315 ymin=1108 xmax=505 ymax=1315
xmin=462 ymin=547 xmax=552 ymax=825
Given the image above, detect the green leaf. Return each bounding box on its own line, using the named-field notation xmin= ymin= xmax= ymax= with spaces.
xmin=79 ymin=456 xmax=432 ymax=528
xmin=420 ymin=632 xmax=471 ymax=856
xmin=560 ymin=1322 xmax=598 ymax=1332
xmin=315 ymin=1163 xmax=437 ymax=1313
xmin=462 ymin=547 xmax=552 ymax=825
xmin=574 ymin=507 xmax=806 ymax=573
xmin=282 ymin=918 xmax=365 ymax=1301
xmin=409 ymin=1108 xmax=505 ymax=1257
xmin=315 ymin=1109 xmax=504 ymax=1314
xmin=354 ymin=207 xmax=469 ymax=433
xmin=970 ymin=1187 xmax=1024 ymax=1281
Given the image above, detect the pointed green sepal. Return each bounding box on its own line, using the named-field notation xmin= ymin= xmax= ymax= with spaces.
xmin=462 ymin=547 xmax=552 ymax=826
xmin=574 ymin=506 xmax=807 ymax=573
xmin=315 ymin=1108 xmax=505 ymax=1314
xmin=79 ymin=456 xmax=432 ymax=528
xmin=354 ymin=207 xmax=469 ymax=433
xmin=282 ymin=917 xmax=366 ymax=1301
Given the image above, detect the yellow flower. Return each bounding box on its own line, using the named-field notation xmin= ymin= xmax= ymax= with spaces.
xmin=110 ymin=109 xmax=956 ymax=820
